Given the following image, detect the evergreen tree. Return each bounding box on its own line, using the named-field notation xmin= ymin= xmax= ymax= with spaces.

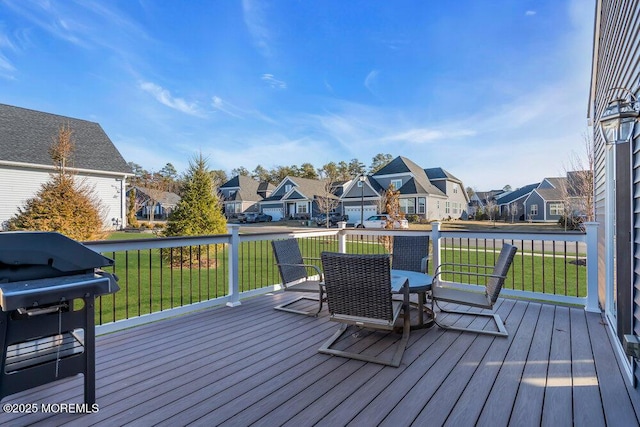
xmin=8 ymin=124 xmax=105 ymax=241
xmin=164 ymin=154 xmax=227 ymax=265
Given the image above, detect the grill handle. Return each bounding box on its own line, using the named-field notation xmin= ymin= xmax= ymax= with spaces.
xmin=17 ymin=303 xmax=68 ymax=316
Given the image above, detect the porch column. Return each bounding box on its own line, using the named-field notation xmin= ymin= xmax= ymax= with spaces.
xmin=226 ymin=224 xmax=241 ymax=307
xmin=584 ymin=222 xmax=600 ymax=313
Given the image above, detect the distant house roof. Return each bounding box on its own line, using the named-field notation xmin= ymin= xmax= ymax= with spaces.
xmin=133 ymin=186 xmax=181 ymax=208
xmin=474 ymin=190 xmax=505 ymax=203
xmin=0 ymin=103 xmax=131 ymax=175
xmin=496 ymin=183 xmax=540 ymax=205
xmin=424 ymin=167 xmax=463 ymax=184
xmin=284 ymin=176 xmax=337 ymax=200
xmin=220 ymin=175 xmax=272 ymax=202
xmin=374 ymin=156 xmax=446 ymax=197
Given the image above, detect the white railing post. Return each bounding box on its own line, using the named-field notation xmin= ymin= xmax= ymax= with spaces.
xmin=431 ymin=221 xmax=441 ymax=270
xmin=226 ymin=225 xmax=241 ymax=307
xmin=584 ymin=222 xmax=600 ymax=312
xmin=337 ymin=221 xmax=347 ymax=253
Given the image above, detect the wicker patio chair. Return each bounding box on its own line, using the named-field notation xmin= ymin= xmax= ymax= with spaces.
xmin=392 ymin=235 xmax=430 ymax=273
xmin=431 ymin=243 xmax=518 ymax=337
xmin=319 ymin=252 xmax=410 ymax=367
xmin=392 ymin=235 xmax=431 ymax=322
xmin=271 ymin=238 xmax=324 ymax=316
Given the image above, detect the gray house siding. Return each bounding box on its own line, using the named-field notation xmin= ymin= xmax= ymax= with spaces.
xmin=524 ymin=191 xmax=546 ymax=222
xmin=590 ymin=0 xmax=638 ymax=385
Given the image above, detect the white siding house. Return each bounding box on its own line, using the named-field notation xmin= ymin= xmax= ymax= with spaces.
xmin=0 ymin=104 xmax=132 ymax=230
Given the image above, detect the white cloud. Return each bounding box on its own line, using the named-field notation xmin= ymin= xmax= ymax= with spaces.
xmin=525 ymin=10 xmax=537 ymax=16
xmin=364 ymin=70 xmax=379 ymax=94
xmin=139 ymin=81 xmax=203 ymax=116
xmin=261 ymin=73 xmax=287 ymax=89
xmin=385 ymin=128 xmax=476 ymax=144
xmin=211 ymin=96 xmax=243 ymax=118
xmin=242 ymin=0 xmax=272 ymax=58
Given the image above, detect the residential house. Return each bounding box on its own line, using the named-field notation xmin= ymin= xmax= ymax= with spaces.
xmin=253 ymin=156 xmax=469 ymax=224
xmin=259 ymin=176 xmax=336 ymax=221
xmin=468 ymin=189 xmax=505 ymax=218
xmin=589 ymin=0 xmax=638 ymax=386
xmin=0 ymin=103 xmax=132 ymax=229
xmin=127 ymin=186 xmax=181 ymax=220
xmin=339 ymin=156 xmax=469 ymax=224
xmin=524 ymin=175 xmax=588 ymax=222
xmin=425 ymin=167 xmax=470 ymax=220
xmin=219 ymin=175 xmax=274 ymax=218
xmin=339 ymin=175 xmax=385 ymax=225
xmin=495 ymin=183 xmax=539 ymax=221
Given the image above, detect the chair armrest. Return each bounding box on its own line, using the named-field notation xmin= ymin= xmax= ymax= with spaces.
xmin=433 ymin=269 xmax=507 ymax=283
xmin=275 ymin=263 xmax=323 ymax=278
xmin=433 ymin=262 xmax=493 ymax=276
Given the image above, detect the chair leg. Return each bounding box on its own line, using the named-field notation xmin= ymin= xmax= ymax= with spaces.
xmin=431 ymin=299 xmax=508 ymax=337
xmin=390 ymin=305 xmax=411 ymax=367
xmin=275 ymin=294 xmax=323 ymax=316
xmin=319 ymin=318 xmax=409 ymax=368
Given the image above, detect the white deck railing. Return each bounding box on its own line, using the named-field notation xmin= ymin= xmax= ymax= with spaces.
xmin=86 ymin=221 xmax=598 ymax=334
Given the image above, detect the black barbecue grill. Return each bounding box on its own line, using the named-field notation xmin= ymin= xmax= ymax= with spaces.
xmin=0 ymin=231 xmax=119 ymax=405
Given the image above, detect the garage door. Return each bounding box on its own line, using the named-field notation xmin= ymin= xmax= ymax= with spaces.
xmin=262 ymin=208 xmax=284 ymax=221
xmin=344 ymin=206 xmax=377 ymax=225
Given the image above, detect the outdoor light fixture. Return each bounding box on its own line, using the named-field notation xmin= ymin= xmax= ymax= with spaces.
xmin=599 ymin=89 xmax=640 ymax=145
xmin=359 ymin=174 xmax=367 ymax=227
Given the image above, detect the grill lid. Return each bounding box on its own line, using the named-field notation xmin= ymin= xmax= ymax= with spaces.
xmin=0 ymin=231 xmax=115 ymax=283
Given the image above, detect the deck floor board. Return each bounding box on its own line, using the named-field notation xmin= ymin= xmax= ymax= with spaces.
xmin=1 ymin=292 xmax=639 ymax=427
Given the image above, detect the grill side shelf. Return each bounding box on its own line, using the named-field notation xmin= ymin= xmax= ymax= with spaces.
xmin=0 ymin=274 xmax=116 ymax=312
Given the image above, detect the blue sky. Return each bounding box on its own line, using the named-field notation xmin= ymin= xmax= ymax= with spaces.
xmin=0 ymin=0 xmax=594 ymax=190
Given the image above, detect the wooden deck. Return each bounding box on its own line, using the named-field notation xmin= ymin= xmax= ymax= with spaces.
xmin=4 ymin=292 xmax=640 ymax=426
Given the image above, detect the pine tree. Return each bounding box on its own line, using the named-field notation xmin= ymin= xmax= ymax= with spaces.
xmin=7 ymin=124 xmax=105 ymax=241
xmin=164 ymin=154 xmax=227 ymax=266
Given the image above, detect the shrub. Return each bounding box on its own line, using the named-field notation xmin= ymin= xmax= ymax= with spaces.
xmin=406 ymin=214 xmax=420 ymax=223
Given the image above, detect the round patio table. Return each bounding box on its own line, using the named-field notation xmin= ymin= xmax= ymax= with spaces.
xmin=391 ymin=269 xmax=434 ymax=329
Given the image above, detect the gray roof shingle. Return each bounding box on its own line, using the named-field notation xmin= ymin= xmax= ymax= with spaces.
xmin=374 ymin=156 xmax=446 ymax=197
xmin=496 ymin=183 xmax=540 ymax=205
xmin=0 ymin=103 xmax=131 ymax=174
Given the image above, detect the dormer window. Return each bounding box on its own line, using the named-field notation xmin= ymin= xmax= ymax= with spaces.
xmin=391 ymin=179 xmax=402 ymax=189
xmin=285 ymin=184 xmax=292 ymax=192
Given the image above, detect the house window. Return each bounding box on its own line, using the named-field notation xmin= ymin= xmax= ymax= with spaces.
xmin=357 ymin=181 xmax=364 ymax=188
xmin=531 ymin=204 xmax=538 ymax=216
xmin=284 ymin=184 xmax=292 ymax=193
xmin=445 ymin=201 xmax=450 ymax=214
xmin=417 ymin=197 xmax=426 ymax=214
xmin=391 ymin=179 xmax=402 ymax=189
xmin=549 ymin=202 xmax=564 ymax=216
xmin=453 ymin=184 xmax=459 ymax=194
xmin=296 ymin=202 xmax=308 ymax=213
xmin=399 ymin=198 xmax=415 ymax=214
